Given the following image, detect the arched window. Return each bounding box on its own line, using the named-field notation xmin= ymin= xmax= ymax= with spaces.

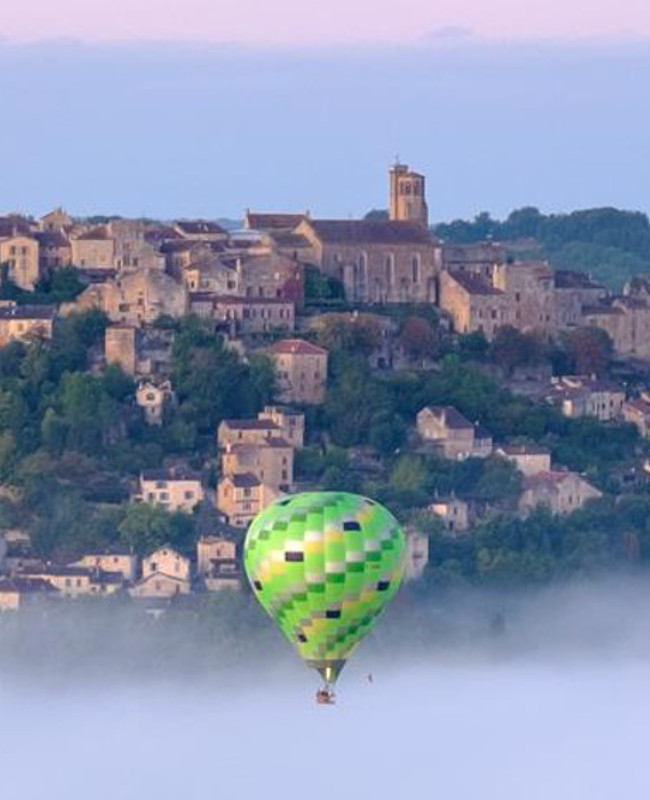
xmin=358 ymin=252 xmax=368 ymax=288
xmin=412 ymin=254 xmax=421 ymax=284
xmin=385 ymin=253 xmax=395 ymax=286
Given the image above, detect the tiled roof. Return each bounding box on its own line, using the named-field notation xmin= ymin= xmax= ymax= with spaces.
xmin=308 ymin=219 xmax=433 ymax=245
xmin=0 ymin=305 xmax=56 ymax=321
xmin=422 ymin=405 xmax=474 ymax=430
xmin=449 ymin=271 xmax=504 ymax=296
xmin=141 ymin=467 xmax=201 ymax=482
xmin=176 ymin=220 xmax=227 ymax=236
xmin=34 ymin=231 xmax=70 ymax=248
xmin=266 ymin=338 xmax=328 ymax=356
xmin=230 ymin=473 xmax=261 ymax=488
xmin=246 ymin=213 xmax=307 ymax=231
xmin=76 ymin=227 xmax=110 ymax=241
xmin=222 ymin=419 xmax=280 ymax=431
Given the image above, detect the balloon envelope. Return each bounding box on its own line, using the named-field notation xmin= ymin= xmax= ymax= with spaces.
xmin=244 ymin=492 xmax=405 ymax=683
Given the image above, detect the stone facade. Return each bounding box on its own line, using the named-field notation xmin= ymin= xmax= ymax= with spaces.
xmin=389 ymin=163 xmax=429 ymax=229
xmin=265 ymin=339 xmax=328 ymax=405
xmin=417 ymin=406 xmax=493 ymax=460
xmin=0 ymin=304 xmax=55 ymax=346
xmin=138 ymin=468 xmax=204 ymax=513
xmin=497 ymin=445 xmax=551 ymax=477
xmin=519 ymin=471 xmax=602 ymax=516
xmin=189 ymin=294 xmax=295 ymax=335
xmin=71 ymin=227 xmax=115 ymax=270
xmin=546 ymin=376 xmax=625 ymax=421
xmin=0 ymin=235 xmax=40 ymax=290
xmin=136 ymin=380 xmax=175 ymax=426
xmin=430 ymin=497 xmax=470 ymax=534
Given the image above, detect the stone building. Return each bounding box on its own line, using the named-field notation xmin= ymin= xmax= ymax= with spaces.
xmin=430 ymin=497 xmax=470 ymax=534
xmin=257 ymin=406 xmax=305 ymax=449
xmin=441 ymin=242 xmax=506 ymax=277
xmin=138 ymin=468 xmax=204 ymax=513
xmin=136 ymin=380 xmax=175 ymax=425
xmin=105 ymin=324 xmax=140 ymax=375
xmin=416 ymin=405 xmax=492 ymax=460
xmin=221 ymin=438 xmax=293 ymax=492
xmin=40 ymin=208 xmax=73 ymax=232
xmin=71 ymin=548 xmax=138 ymax=583
xmin=174 ymin=220 xmax=229 ymax=242
xmin=403 ymin=529 xmax=430 ymax=581
xmin=296 ymin=217 xmax=440 ymax=304
xmin=265 ymin=338 xmax=328 ymax=405
xmin=493 ymin=261 xmax=556 ymax=336
xmin=519 ymin=471 xmax=602 ymax=517
xmin=19 ymin=565 xmax=124 ymax=598
xmin=0 ymin=578 xmax=57 ymax=611
xmin=142 ymin=546 xmax=191 ymax=582
xmin=439 ymin=270 xmax=507 ymax=339
xmin=623 ymin=395 xmax=650 ymax=438
xmin=74 ymin=269 xmax=189 ymax=325
xmin=497 ymin=445 xmax=551 ymax=477
xmin=389 ymin=162 xmax=429 ymax=228
xmin=554 ymin=270 xmax=607 ymax=328
xmin=34 ymin=230 xmax=72 ymax=273
xmin=197 ymin=536 xmax=240 ymax=591
xmin=189 ymin=294 xmax=295 ymax=335
xmin=0 ymin=304 xmax=56 ymax=346
xmin=545 ymin=376 xmax=625 ymax=421
xmin=70 ymin=227 xmax=115 ymax=270
xmin=217 ymin=474 xmax=281 ymax=528
xmin=0 ymin=235 xmax=40 ymax=290
xmin=582 ymin=296 xmax=650 ymax=359
xmin=218 ymin=417 xmax=284 ymax=448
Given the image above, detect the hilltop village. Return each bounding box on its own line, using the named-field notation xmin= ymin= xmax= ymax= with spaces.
xmin=1 ymin=164 xmax=650 ymax=610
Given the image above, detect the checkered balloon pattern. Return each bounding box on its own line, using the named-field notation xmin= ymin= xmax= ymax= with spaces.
xmin=244 ymin=492 xmax=405 ymax=670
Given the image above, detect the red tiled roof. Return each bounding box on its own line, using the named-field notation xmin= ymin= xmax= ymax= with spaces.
xmin=266 ymin=339 xmax=328 ymax=356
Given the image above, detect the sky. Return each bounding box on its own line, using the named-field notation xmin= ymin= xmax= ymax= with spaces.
xmin=2 ymin=3 xmax=650 ymax=221
xmin=1 ymin=0 xmax=650 ymax=44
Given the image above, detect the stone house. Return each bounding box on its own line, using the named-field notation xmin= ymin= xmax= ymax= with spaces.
xmin=497 ymin=445 xmax=552 ymax=477
xmin=257 ymin=406 xmax=305 ymax=449
xmin=622 ymin=395 xmax=650 ymax=438
xmin=0 ymin=578 xmax=58 ymax=611
xmin=492 ymin=261 xmax=556 ymax=337
xmin=0 ymin=304 xmax=56 ymax=346
xmin=554 ymin=270 xmax=607 ymax=328
xmin=73 ymin=269 xmax=189 ymax=325
xmin=417 ymin=406 xmax=493 ymax=460
xmin=142 ymin=546 xmax=191 ymax=582
xmin=136 ymin=380 xmax=175 ymax=426
xmin=129 ymin=572 xmax=191 ymax=598
xmin=0 ymin=235 xmax=40 ymax=290
xmin=519 ymin=471 xmax=602 ymax=516
xmin=217 ymin=474 xmax=281 ymax=528
xmin=174 ymin=220 xmax=229 ymax=242
xmin=138 ymin=468 xmax=204 ymax=513
xmin=34 ymin=230 xmax=72 ymax=273
xmin=582 ymin=297 xmax=650 ymax=359
xmin=40 ymin=208 xmax=73 ymax=232
xmin=441 ymin=242 xmax=506 ymax=277
xmin=70 ymin=227 xmax=115 ymax=270
xmin=189 ymin=294 xmax=295 ymax=335
xmin=439 ymin=270 xmax=507 ymax=339
xmin=105 ymin=324 xmax=140 ymax=375
xmin=197 ymin=536 xmax=240 ymax=591
xmin=71 ymin=548 xmax=138 ymax=583
xmin=266 ymin=338 xmax=328 ymax=405
xmin=430 ymin=497 xmax=470 ymax=534
xmin=19 ymin=566 xmax=124 ymax=598
xmin=546 ymin=376 xmax=625 ymax=421
xmin=221 ymin=439 xmax=294 ymax=492
xmin=218 ymin=417 xmax=284 ymax=449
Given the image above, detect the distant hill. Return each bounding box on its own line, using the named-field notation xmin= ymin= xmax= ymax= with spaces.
xmin=434 ymin=207 xmax=650 ymax=291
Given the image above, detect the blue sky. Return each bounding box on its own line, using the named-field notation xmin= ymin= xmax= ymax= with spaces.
xmin=2 ymin=39 xmax=650 ymax=222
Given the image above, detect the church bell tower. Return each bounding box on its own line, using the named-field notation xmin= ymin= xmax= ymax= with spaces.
xmin=389 ymin=162 xmax=429 ymax=229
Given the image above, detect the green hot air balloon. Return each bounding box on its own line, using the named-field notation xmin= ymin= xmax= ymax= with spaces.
xmin=244 ymin=491 xmax=405 ymax=701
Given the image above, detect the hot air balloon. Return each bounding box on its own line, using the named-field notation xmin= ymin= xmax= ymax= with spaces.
xmin=244 ymin=491 xmax=405 ymax=703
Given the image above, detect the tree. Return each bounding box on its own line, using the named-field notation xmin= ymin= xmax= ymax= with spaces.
xmin=316 ymin=313 xmax=381 ymax=357
xmin=118 ymin=503 xmax=195 ymax=556
xmin=561 ymin=326 xmax=613 ymax=376
xmin=398 ymin=317 xmax=438 ymax=363
xmin=488 ymin=326 xmax=545 ymax=375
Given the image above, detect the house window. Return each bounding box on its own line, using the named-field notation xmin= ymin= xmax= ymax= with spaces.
xmin=184 ymin=491 xmax=194 ymax=500
xmin=412 ymin=255 xmax=421 ymax=284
